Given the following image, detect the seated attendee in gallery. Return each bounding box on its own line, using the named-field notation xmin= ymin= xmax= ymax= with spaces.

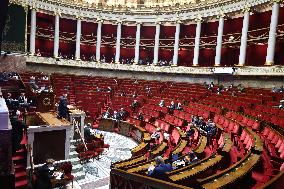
xmin=176 ymin=102 xmax=183 ymax=110
xmin=119 ymin=108 xmax=128 ymax=120
xmin=131 ymin=99 xmax=139 ymax=110
xmin=159 ymin=100 xmax=165 ymax=107
xmin=279 ymin=100 xmax=284 ymax=109
xmin=137 ymin=112 xmax=144 ymax=121
xmin=58 ymin=94 xmax=69 ymax=119
xmin=102 ymin=108 xmax=111 ymax=119
xmin=148 ymin=156 xmax=173 ymax=180
xmin=168 ymin=101 xmax=176 ymax=113
xmin=112 ymin=111 xmax=121 ymax=120
xmin=34 ymin=159 xmax=55 ymax=189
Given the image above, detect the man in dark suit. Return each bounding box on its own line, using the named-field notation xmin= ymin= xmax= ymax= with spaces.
xmin=34 ymin=159 xmax=55 ymax=189
xmin=148 ymin=156 xmax=173 ymax=180
xmin=58 ymin=94 xmax=69 ymax=119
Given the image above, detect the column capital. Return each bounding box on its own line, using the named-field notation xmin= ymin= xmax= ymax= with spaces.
xmin=53 ymin=8 xmax=61 ymax=17
xmin=97 ymin=18 xmax=103 ymax=23
xmin=194 ymin=15 xmax=203 ymax=23
xmin=242 ymin=6 xmax=251 ymax=13
xmin=76 ymin=13 xmax=83 ymax=20
xmin=135 ymin=21 xmax=142 ymax=25
xmin=216 ymin=9 xmax=225 ymax=19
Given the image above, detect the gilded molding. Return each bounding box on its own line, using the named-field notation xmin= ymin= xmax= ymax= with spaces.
xmin=26 ymin=56 xmax=284 ymax=76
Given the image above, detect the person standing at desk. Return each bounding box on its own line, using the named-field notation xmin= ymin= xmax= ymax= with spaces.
xmin=58 ymin=94 xmax=69 ymax=119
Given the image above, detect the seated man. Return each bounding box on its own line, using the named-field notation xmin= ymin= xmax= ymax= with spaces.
xmin=112 ymin=111 xmax=121 ymax=120
xmin=159 ymin=100 xmax=165 ymax=107
xmin=168 ymin=101 xmax=176 ymax=113
xmin=137 ymin=112 xmax=144 ymax=121
xmin=131 ymin=99 xmax=139 ymax=109
xmin=148 ymin=156 xmax=173 ymax=180
xmin=34 ymin=159 xmax=55 ymax=189
xmin=102 ymin=108 xmax=111 ymax=119
xmin=176 ymin=102 xmax=183 ymax=110
xmin=279 ymin=100 xmax=284 ymax=109
xmin=84 ymin=123 xmax=95 ymax=142
xmin=119 ymin=108 xmax=128 ymax=120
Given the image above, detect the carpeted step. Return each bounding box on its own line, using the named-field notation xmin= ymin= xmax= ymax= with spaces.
xmin=15 ymin=179 xmax=28 ymax=188
xmin=15 ymin=171 xmax=27 ymax=182
xmin=14 ymin=164 xmax=26 ymax=172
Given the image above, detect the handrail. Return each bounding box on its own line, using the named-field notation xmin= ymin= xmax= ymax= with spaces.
xmin=110 ymin=168 xmax=193 ymax=189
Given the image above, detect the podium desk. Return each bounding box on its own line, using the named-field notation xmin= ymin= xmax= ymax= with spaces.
xmin=27 ymin=112 xmax=71 ymax=168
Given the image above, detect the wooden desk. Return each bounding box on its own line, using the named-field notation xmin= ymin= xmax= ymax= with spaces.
xmin=114 ymin=155 xmax=147 ymax=169
xmin=195 ymin=136 xmax=207 ymax=154
xmin=222 ymin=133 xmax=233 ymax=153
xmin=169 ymin=155 xmax=223 ymax=182
xmin=246 ymin=127 xmax=263 ymax=153
xmin=172 ymin=140 xmax=187 ymax=155
xmin=36 ymin=112 xmax=70 ymax=126
xmin=201 ymin=154 xmax=260 ymax=189
xmin=131 ymin=142 xmax=148 ymax=155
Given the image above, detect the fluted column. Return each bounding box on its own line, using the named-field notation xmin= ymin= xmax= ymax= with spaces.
xmin=265 ymin=1 xmax=280 ymax=65
xmin=30 ymin=8 xmax=36 ymax=55
xmin=172 ymin=22 xmax=180 ymax=66
xmin=53 ymin=14 xmax=60 ymax=58
xmin=75 ymin=18 xmax=81 ymax=60
xmin=215 ymin=15 xmax=224 ymax=66
xmin=115 ymin=22 xmax=122 ymax=63
xmin=193 ymin=19 xmax=202 ymax=66
xmin=134 ymin=23 xmax=141 ymax=64
xmin=238 ymin=9 xmax=250 ymax=66
xmin=153 ymin=23 xmax=161 ymax=65
xmin=96 ymin=21 xmax=102 ymax=62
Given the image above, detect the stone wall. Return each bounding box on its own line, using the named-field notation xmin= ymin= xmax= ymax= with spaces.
xmin=26 ymin=62 xmax=284 ymax=89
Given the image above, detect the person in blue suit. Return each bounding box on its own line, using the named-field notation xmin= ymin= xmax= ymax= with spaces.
xmin=148 ymin=156 xmax=173 ymax=180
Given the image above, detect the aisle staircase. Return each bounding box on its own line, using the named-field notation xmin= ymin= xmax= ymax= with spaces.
xmin=13 ymin=147 xmax=28 ymax=189
xmin=69 ymin=140 xmax=86 ymax=181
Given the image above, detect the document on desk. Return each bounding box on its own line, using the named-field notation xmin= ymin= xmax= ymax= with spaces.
xmin=54 ymin=172 xmax=63 ymax=179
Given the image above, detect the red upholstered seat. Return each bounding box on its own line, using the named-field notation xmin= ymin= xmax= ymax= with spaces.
xmin=252 ymin=121 xmax=261 ymax=130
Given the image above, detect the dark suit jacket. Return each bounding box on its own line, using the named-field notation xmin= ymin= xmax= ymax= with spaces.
xmin=34 ymin=164 xmax=54 ymax=189
xmin=148 ymin=163 xmax=173 ymax=180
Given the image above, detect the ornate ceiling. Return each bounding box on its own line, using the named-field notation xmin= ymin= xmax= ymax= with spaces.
xmin=11 ymin=0 xmax=273 ymax=23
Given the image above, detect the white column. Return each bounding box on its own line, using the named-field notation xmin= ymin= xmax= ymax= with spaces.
xmin=96 ymin=21 xmax=102 ymax=62
xmin=172 ymin=23 xmax=180 ymax=66
xmin=153 ymin=23 xmax=160 ymax=65
xmin=215 ymin=16 xmax=224 ymax=66
xmin=30 ymin=9 xmax=36 ymax=55
xmin=238 ymin=10 xmax=250 ymax=66
xmin=75 ymin=19 xmax=81 ymax=60
xmin=134 ymin=23 xmax=141 ymax=64
xmin=193 ymin=20 xmax=202 ymax=66
xmin=115 ymin=22 xmax=122 ymax=63
xmin=53 ymin=14 xmax=60 ymax=58
xmin=265 ymin=2 xmax=280 ymax=65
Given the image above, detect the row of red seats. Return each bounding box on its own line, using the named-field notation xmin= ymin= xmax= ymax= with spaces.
xmin=262 ymin=127 xmax=284 ymax=160
xmin=183 ymin=106 xmax=210 ymax=120
xmin=225 ymin=111 xmax=261 ymax=130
